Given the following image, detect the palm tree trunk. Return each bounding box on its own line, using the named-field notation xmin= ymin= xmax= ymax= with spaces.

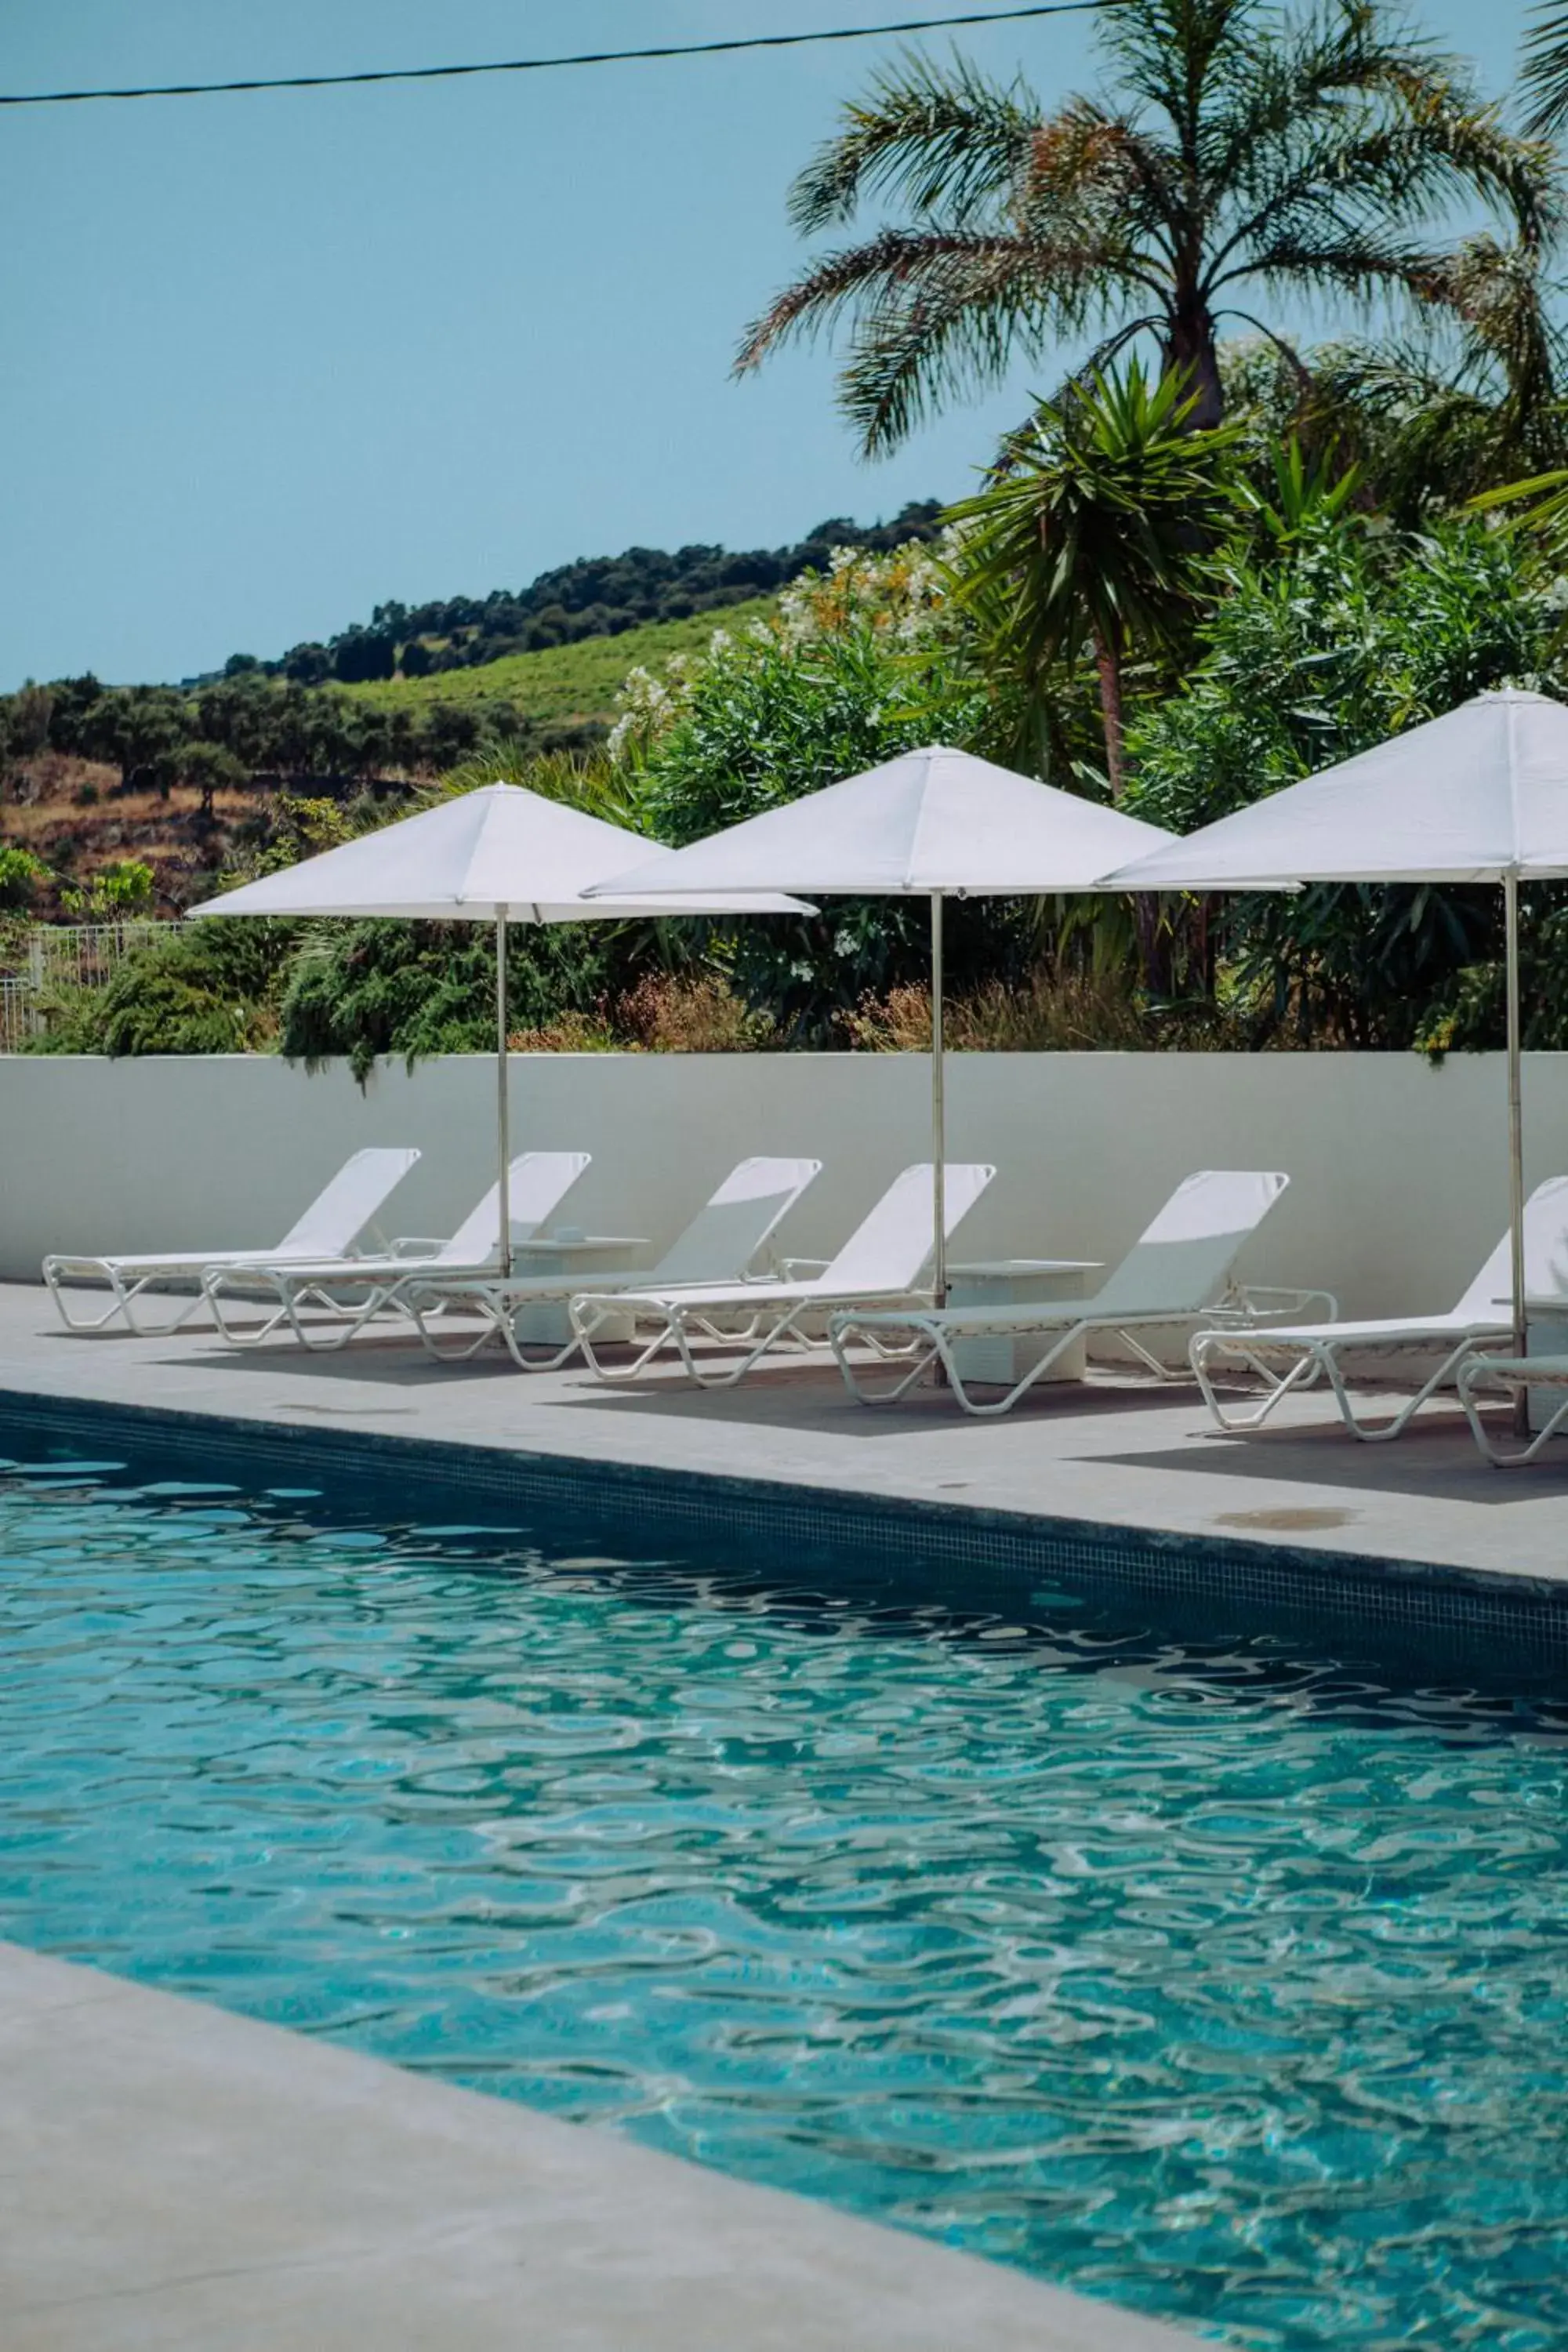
xmin=1093 ymin=633 xmax=1125 ymax=800
xmin=1164 ymin=301 xmax=1224 ymax=427
xmin=1094 ymin=626 xmax=1166 ymax=989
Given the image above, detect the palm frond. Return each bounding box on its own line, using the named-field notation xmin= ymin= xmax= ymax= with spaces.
xmin=786 ymin=52 xmax=1040 ymax=233
xmin=1523 ymin=0 xmax=1568 ymax=137
xmin=831 ymin=241 xmax=1127 ymax=454
xmin=735 ymin=227 xmax=1096 ymax=379
xmin=740 ymin=0 xmax=1563 ymax=455
xmin=1096 ymin=0 xmax=1258 ymax=125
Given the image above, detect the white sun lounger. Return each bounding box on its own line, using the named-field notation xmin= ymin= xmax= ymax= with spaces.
xmin=42 ymin=1146 xmax=423 ymax=1336
xmin=1459 ymin=1348 xmax=1568 ymax=1465
xmin=1192 ymin=1175 xmax=1568 ymax=1441
xmin=204 ymin=1151 xmax=590 ymax=1349
xmin=404 ymin=1156 xmax=824 ymax=1370
xmin=572 ymin=1162 xmax=996 ymax=1388
xmin=829 ymin=1170 xmax=1294 ymax=1416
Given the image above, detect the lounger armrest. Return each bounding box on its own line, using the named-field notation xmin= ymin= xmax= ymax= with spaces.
xmin=768 ymin=1255 xmax=832 ymax=1279
xmin=386 ymin=1236 xmax=449 ymax=1258
xmin=1209 ymin=1283 xmax=1340 ymax=1327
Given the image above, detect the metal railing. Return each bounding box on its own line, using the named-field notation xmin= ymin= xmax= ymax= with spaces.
xmin=22 ymin=920 xmax=168 ymax=989
xmin=0 ymin=920 xmax=171 ymax=1051
xmin=0 ymin=975 xmax=37 ymax=1052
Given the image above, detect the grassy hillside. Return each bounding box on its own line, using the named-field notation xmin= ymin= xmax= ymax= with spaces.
xmin=2 ymin=601 xmax=777 ymax=918
xmin=339 ymin=598 xmax=775 ymax=731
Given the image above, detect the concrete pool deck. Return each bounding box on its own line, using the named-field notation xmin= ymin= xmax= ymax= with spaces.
xmin=0 ymin=1941 xmax=1203 ymax=2352
xmin=2 ymin=1278 xmax=1567 ymax=1596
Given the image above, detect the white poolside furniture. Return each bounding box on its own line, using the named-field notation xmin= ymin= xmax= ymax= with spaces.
xmin=829 ymin=1171 xmax=1295 ymax=1416
xmin=1459 ymin=1345 xmax=1568 ymax=1465
xmin=1457 ymin=1264 xmax=1568 ymax=1464
xmin=42 ymin=1146 xmax=423 ymax=1337
xmin=405 ymin=1157 xmax=823 ymax=1370
xmin=492 ymin=1234 xmax=655 ymax=1351
xmin=572 ymin=1162 xmax=995 ymax=1388
xmin=945 ymin=1259 xmax=1103 ymax=1387
xmin=203 ymin=1151 xmax=590 ymax=1350
xmin=1191 ymin=1175 xmax=1568 ymax=1442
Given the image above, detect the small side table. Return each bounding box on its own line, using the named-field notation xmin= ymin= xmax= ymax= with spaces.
xmin=507 ymin=1234 xmax=651 ymax=1346
xmin=1523 ymin=1297 xmax=1568 ymax=1434
xmin=944 ymin=1259 xmax=1102 ymax=1388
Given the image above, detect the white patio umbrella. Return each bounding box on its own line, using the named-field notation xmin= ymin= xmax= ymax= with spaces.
xmin=586 ymin=745 xmax=1175 ymax=1301
xmin=190 ymin=782 xmax=808 ymax=1273
xmin=1106 ymin=688 xmax=1568 ymax=1361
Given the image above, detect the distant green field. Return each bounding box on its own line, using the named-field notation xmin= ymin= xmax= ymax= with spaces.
xmin=339 ymin=599 xmax=776 ymax=729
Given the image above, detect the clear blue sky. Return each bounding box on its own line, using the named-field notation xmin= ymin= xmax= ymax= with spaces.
xmin=0 ymin=0 xmax=1537 ymax=688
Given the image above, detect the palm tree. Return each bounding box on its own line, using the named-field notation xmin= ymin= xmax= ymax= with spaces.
xmin=946 ymin=361 xmax=1238 ymax=795
xmin=1225 ymin=234 xmax=1568 ymax=524
xmin=736 ymin=0 xmax=1559 ymax=452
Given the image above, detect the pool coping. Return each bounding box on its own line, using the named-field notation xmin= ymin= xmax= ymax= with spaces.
xmin=5 ymin=1377 xmax=1568 ymax=1661
xmin=0 ymin=1940 xmax=1206 ymax=2352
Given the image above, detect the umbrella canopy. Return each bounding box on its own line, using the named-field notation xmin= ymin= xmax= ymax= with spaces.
xmin=191 ymin=782 xmax=809 ymax=1272
xmin=1106 ymin=688 xmax=1568 ymax=1367
xmin=192 ymin=780 xmax=811 ymax=923
xmin=1102 ymin=691 xmax=1568 ymax=891
xmin=589 ymin=745 xmax=1177 ymax=1299
xmin=588 ymin=743 xmax=1174 ymax=900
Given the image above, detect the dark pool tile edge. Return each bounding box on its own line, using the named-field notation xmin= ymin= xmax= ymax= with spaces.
xmin=4 ymin=1381 xmax=1568 ymax=1662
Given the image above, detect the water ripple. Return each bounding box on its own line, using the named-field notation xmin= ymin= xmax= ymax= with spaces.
xmin=2 ymin=1459 xmax=1568 ymax=2350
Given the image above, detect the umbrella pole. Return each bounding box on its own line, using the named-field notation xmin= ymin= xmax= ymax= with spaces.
xmin=496 ymin=906 xmax=511 ymax=1279
xmin=1506 ymin=873 xmax=1527 ymax=1436
xmin=931 ymin=891 xmax=947 ymax=1308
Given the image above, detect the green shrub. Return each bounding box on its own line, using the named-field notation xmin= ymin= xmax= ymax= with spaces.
xmin=0 ymin=846 xmax=48 ymax=911
xmin=1126 ymin=514 xmax=1564 ymax=1044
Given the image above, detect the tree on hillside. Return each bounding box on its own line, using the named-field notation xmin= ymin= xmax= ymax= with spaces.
xmin=176 ymin=740 xmax=249 ymax=822
xmin=736 ymin=0 xmax=1559 ymax=449
xmin=77 ymin=688 xmax=191 ymax=797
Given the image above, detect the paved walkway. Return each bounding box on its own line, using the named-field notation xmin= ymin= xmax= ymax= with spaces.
xmin=0 ymin=1943 xmax=1200 ymax=2352
xmin=2 ymin=1280 xmax=1566 ymax=1590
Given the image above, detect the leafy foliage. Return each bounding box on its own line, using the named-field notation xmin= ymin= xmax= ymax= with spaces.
xmin=612 ymin=548 xmax=1052 ymax=1041
xmin=0 ymin=847 xmax=48 ymax=910
xmin=948 ymin=363 xmax=1240 ymax=792
xmin=1523 ymin=0 xmax=1568 ymax=135
xmin=27 ymin=919 xmax=292 ymax=1057
xmin=60 ymin=861 xmax=156 ymax=920
xmin=738 ymin=0 xmax=1560 ymax=452
xmin=277 ymin=922 xmax=619 ymax=1085
xmin=1222 ymin=240 xmax=1568 ymax=532
xmin=1127 ymin=512 xmax=1567 ymax=1042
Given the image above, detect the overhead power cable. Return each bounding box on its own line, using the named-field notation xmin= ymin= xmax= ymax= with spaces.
xmin=0 ymin=2 xmax=1120 ymax=108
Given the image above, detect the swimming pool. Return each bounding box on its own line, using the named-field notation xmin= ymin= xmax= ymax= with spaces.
xmin=2 ymin=1438 xmax=1566 ymax=2351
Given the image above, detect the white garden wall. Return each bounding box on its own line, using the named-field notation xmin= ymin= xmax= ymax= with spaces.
xmin=2 ymin=1049 xmax=1566 ymax=1316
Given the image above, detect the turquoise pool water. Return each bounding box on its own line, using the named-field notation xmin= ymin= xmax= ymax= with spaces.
xmin=2 ymin=1446 xmax=1567 ymax=2350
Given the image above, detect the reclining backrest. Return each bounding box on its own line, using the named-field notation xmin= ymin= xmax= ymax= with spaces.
xmin=441 ymin=1152 xmax=591 ymax=1265
xmin=1090 ymin=1171 xmax=1290 ymax=1317
xmin=652 ymin=1157 xmax=822 ymax=1286
xmin=1453 ymin=1174 xmax=1568 ymax=1320
xmin=274 ymin=1147 xmax=421 ymax=1256
xmin=825 ymin=1163 xmax=995 ymax=1291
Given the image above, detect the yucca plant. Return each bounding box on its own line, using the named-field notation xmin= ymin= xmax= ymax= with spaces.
xmin=738 ymin=0 xmax=1559 ymax=451
xmin=946 ymin=361 xmax=1239 ymax=794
